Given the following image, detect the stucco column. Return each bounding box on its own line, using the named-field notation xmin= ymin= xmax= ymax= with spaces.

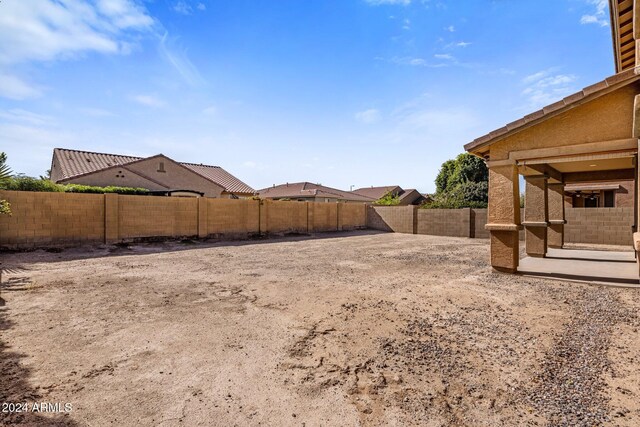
xmin=547 ymin=183 xmax=565 ymax=249
xmin=486 ymin=162 xmax=522 ymax=273
xmin=523 ymin=175 xmax=549 ymax=258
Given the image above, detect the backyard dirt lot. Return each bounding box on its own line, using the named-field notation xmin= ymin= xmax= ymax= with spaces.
xmin=1 ymin=231 xmax=640 ymax=426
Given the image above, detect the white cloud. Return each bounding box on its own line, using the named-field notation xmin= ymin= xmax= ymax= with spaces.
xmin=173 ymin=1 xmax=192 ymax=15
xmin=0 ymin=109 xmax=53 ymax=125
xmin=355 ymin=109 xmax=381 ymax=124
xmin=197 ymin=3 xmax=206 ymax=11
xmin=402 ymin=19 xmax=411 ymax=30
xmin=131 ymin=94 xmax=166 ymax=108
xmin=0 ymin=73 xmax=43 ymax=100
xmin=521 ymin=69 xmax=577 ymax=109
xmin=0 ymin=0 xmax=153 ymax=65
xmin=580 ymin=0 xmax=608 ymax=27
xmin=0 ymin=0 xmax=154 ymax=100
xmin=446 ymin=25 xmax=455 ymax=32
xmin=434 ymin=53 xmax=454 ymax=60
xmin=158 ymin=32 xmax=206 ymax=86
xmin=364 ymin=0 xmax=411 ymax=5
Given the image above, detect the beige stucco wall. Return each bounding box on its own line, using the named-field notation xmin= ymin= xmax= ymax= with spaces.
xmin=126 ymin=156 xmax=225 ymax=197
xmin=489 ymin=84 xmax=638 ymax=161
xmin=63 ymin=167 xmax=168 ymax=191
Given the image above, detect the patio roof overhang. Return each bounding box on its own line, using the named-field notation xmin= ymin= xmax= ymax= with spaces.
xmin=465 ymin=67 xmax=640 ymax=161
xmin=610 ymin=0 xmax=637 ymax=73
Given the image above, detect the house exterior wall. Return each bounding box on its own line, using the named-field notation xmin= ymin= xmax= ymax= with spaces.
xmin=489 ymin=84 xmax=638 ymax=161
xmin=62 ymin=167 xmax=168 ymax=191
xmin=126 ymin=156 xmax=225 ymax=197
xmin=565 ymin=207 xmax=634 ymax=245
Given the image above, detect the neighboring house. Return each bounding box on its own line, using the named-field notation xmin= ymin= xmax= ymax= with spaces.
xmin=50 ymin=148 xmax=255 ymax=198
xmin=351 ymin=186 xmax=428 ymax=205
xmin=564 ymin=180 xmax=634 ymax=208
xmin=258 ymin=182 xmax=374 ymax=203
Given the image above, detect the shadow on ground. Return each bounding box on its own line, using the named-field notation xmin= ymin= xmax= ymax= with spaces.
xmin=0 ymin=303 xmax=78 ymax=426
xmin=0 ymin=229 xmax=388 ymax=267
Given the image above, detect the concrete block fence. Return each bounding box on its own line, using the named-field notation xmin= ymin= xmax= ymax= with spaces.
xmin=367 ymin=205 xmax=633 ymax=246
xmin=0 ymin=190 xmax=633 ymax=248
xmin=0 ymin=191 xmax=367 ymax=248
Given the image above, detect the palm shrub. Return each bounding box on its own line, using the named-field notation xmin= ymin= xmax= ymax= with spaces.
xmin=0 ymin=152 xmax=11 ymax=215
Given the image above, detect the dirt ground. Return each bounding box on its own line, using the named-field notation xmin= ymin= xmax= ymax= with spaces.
xmin=1 ymin=231 xmax=640 ymax=427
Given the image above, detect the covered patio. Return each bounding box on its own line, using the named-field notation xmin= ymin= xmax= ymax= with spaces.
xmin=519 ymin=247 xmax=638 ymax=286
xmin=465 ymin=68 xmax=640 ymax=283
xmin=464 ymin=1 xmax=640 ymax=284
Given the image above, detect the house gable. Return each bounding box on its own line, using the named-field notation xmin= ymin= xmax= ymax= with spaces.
xmin=125 ymin=155 xmax=226 ymax=197
xmin=62 ymin=164 xmax=170 ymax=190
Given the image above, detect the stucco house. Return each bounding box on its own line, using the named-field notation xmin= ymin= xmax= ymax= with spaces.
xmin=464 ymin=0 xmax=640 ymax=275
xmin=351 ymin=186 xmax=427 ymax=205
xmin=50 ymin=148 xmax=255 ymax=198
xmin=258 ymin=182 xmax=374 ymax=203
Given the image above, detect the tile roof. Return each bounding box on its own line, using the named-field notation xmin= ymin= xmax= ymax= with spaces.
xmin=52 ymin=148 xmax=255 ymax=194
xmin=465 ymin=67 xmax=640 ymax=154
xmin=351 ymin=186 xmax=401 ymax=200
xmin=258 ymin=182 xmax=375 ymax=202
xmin=53 ymin=148 xmax=140 ymax=179
xmin=181 ymin=162 xmax=255 ymax=194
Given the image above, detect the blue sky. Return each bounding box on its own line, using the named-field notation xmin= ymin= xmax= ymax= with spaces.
xmin=0 ymin=0 xmax=613 ymax=192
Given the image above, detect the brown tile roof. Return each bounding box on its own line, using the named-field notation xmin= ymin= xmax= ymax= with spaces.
xmin=351 ymin=186 xmax=401 ymax=200
xmin=258 ymin=182 xmax=374 ymax=202
xmin=181 ymin=163 xmax=255 ymax=194
xmin=53 ymin=148 xmax=255 ymax=194
xmin=464 ymin=67 xmax=640 ymax=155
xmin=53 ymin=148 xmax=140 ymax=179
xmin=398 ymin=189 xmax=422 ymax=203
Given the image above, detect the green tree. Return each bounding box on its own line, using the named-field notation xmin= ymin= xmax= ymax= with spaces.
xmin=0 ymin=152 xmax=12 ymax=215
xmin=425 ymin=153 xmax=489 ymax=209
xmin=374 ymin=191 xmax=401 ymax=206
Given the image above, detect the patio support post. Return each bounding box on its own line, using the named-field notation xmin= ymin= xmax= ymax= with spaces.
xmin=547 ymin=183 xmax=565 ymax=249
xmin=486 ymin=161 xmax=521 ymax=273
xmin=523 ymin=175 xmax=549 ymax=258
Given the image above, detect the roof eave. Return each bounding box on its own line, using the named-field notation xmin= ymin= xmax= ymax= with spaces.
xmin=464 ymin=68 xmax=640 ymax=155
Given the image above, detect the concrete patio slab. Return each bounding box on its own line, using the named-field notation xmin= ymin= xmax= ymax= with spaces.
xmin=518 ymin=248 xmax=639 ymax=286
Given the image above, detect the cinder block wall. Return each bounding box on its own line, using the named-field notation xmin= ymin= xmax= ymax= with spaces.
xmin=0 ymin=190 xmax=105 ymax=246
xmin=118 ymin=195 xmax=198 ymax=239
xmin=206 ymin=199 xmax=260 ymax=236
xmin=0 ymin=192 xmax=368 ymax=248
xmin=367 ymin=206 xmax=416 ymax=234
xmin=311 ymin=202 xmax=338 ymax=232
xmin=473 ymin=209 xmax=490 ymax=239
xmin=565 ymin=207 xmax=634 ymax=245
xmin=263 ymin=200 xmax=308 ymax=233
xmin=341 ymin=203 xmax=367 ymax=230
xmin=417 ymin=208 xmax=471 ymax=237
